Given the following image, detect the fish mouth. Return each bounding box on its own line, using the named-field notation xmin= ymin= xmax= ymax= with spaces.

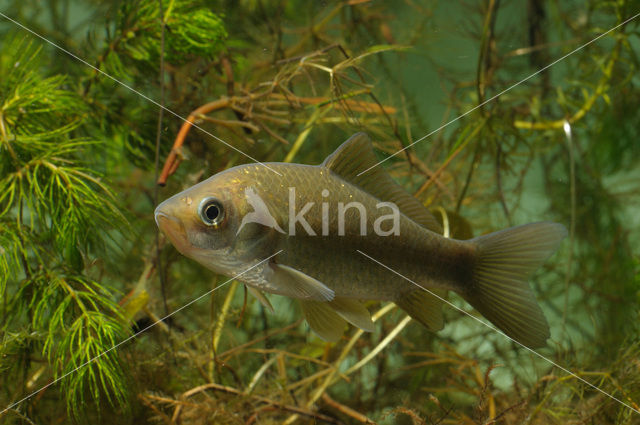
xmin=154 ymin=209 xmax=190 ymax=253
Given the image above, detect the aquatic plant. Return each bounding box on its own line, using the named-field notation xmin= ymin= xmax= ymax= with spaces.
xmin=0 ymin=37 xmax=130 ymax=417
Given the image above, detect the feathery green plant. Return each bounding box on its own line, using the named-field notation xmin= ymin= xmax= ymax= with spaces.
xmin=0 ymin=37 xmax=130 ymax=418
xmin=89 ymin=0 xmax=228 ymax=168
xmin=103 ymin=0 xmax=227 ymax=79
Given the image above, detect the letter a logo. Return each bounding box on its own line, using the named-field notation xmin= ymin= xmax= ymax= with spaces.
xmin=237 ymin=187 xmax=286 ymax=235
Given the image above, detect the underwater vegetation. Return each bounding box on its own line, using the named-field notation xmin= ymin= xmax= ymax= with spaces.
xmin=0 ymin=0 xmax=639 ymax=424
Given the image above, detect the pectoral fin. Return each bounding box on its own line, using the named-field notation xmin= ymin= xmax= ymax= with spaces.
xmin=329 ymin=298 xmax=375 ymax=332
xmin=267 ymin=263 xmax=335 ymax=301
xmin=396 ymin=289 xmax=445 ymax=331
xmin=299 ymin=300 xmax=346 ymax=342
xmin=247 ymin=286 xmax=274 ymax=313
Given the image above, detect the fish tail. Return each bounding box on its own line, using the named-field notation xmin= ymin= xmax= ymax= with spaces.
xmin=462 ymin=222 xmax=567 ymax=348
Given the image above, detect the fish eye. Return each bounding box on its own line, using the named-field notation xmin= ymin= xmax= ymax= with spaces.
xmin=198 ymin=197 xmax=225 ymax=227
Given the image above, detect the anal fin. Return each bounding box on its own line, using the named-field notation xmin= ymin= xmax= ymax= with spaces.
xmin=395 ymin=289 xmax=445 ymax=331
xmin=299 ymin=300 xmax=346 ymax=342
xmin=329 ymin=298 xmax=375 ymax=332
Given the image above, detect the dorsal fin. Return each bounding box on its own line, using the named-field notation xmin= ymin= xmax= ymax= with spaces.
xmin=322 ymin=133 xmax=443 ymax=234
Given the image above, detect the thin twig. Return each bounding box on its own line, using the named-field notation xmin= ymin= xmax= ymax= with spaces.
xmin=154 ymin=0 xmax=169 ymax=318
xmin=415 ymin=120 xmax=485 ymax=197
xmin=495 ymin=143 xmax=511 ymax=225
xmin=179 ymin=383 xmax=339 ymax=423
xmin=219 ymin=320 xmax=302 ymax=360
xmin=321 ymin=393 xmax=376 ymax=424
xmin=157 ymin=98 xmax=231 ymax=185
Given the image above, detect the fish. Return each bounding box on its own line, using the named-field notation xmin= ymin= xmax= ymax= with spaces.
xmin=155 ymin=132 xmax=567 ymax=348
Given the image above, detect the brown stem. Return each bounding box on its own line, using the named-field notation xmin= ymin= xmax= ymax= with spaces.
xmin=157 ymin=98 xmax=230 ymax=185
xmin=176 ymin=383 xmax=339 ymax=424
xmin=321 ymin=393 xmax=376 ymax=424
xmin=495 ymin=143 xmax=511 ymax=224
xmin=221 ymin=56 xmax=235 ymax=97
xmin=415 ymin=140 xmax=467 ymax=197
xmin=455 ymin=144 xmax=481 ymax=213
xmin=476 ymin=0 xmax=499 ymax=112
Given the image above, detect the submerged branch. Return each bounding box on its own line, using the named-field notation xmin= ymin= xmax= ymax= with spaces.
xmin=169 ymin=382 xmax=340 ymax=424
xmin=157 ymin=98 xmax=230 ymax=185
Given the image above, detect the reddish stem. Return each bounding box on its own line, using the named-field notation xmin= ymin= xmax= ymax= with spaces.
xmin=157 ymin=98 xmax=231 ymax=185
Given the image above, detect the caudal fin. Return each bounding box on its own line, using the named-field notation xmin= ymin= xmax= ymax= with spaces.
xmin=463 ymin=222 xmax=567 ymax=348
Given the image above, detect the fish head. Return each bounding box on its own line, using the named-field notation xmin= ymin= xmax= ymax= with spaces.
xmin=155 ymin=167 xmax=274 ymax=274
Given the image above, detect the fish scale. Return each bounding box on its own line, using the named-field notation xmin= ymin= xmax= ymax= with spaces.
xmin=241 ymin=163 xmax=469 ymax=299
